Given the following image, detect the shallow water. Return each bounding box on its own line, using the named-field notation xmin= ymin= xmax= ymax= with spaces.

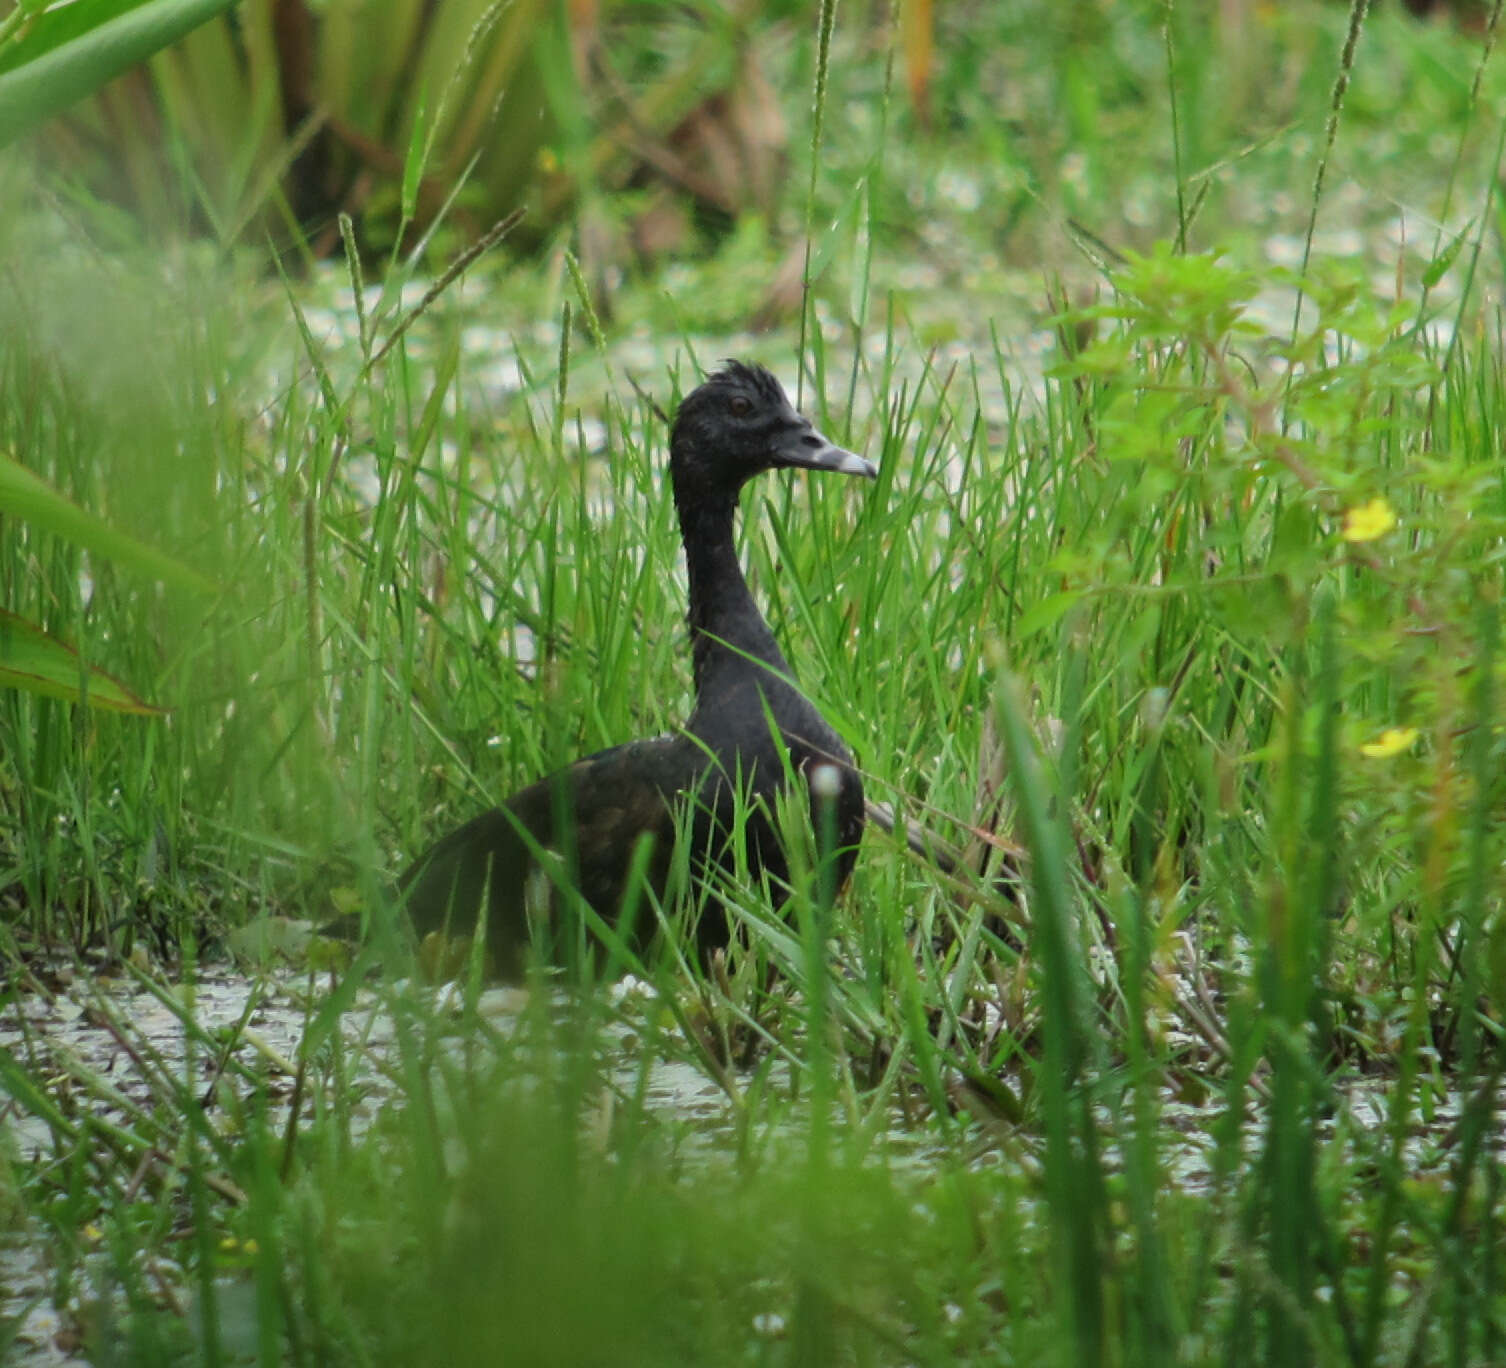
xmin=2 ymin=950 xmax=1484 ymax=1364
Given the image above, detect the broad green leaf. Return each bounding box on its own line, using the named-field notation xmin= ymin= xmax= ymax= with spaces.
xmin=0 ymin=0 xmax=239 ymax=147
xmin=400 ymin=83 xmax=429 ymax=229
xmin=0 ymin=0 xmax=147 ymax=78
xmin=1422 ymin=225 xmax=1471 ymax=289
xmin=0 ymin=451 xmax=216 ymax=595
xmin=0 ymin=610 xmax=163 ymax=714
xmin=1016 ymin=591 xmax=1082 ymax=640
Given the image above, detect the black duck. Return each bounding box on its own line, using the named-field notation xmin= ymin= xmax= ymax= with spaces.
xmin=401 ymin=361 xmax=875 ymax=977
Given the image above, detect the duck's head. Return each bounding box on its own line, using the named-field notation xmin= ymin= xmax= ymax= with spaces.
xmin=669 ymin=361 xmax=875 ymax=500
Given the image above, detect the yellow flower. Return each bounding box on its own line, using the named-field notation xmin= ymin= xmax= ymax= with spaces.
xmin=1360 ymin=727 xmax=1418 ymax=759
xmin=1342 ymin=497 xmax=1396 ymax=543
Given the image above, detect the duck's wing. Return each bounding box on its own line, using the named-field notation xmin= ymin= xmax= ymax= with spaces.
xmin=399 ymin=734 xmax=708 ymax=976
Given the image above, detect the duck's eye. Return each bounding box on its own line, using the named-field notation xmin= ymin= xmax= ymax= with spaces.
xmin=729 ymin=395 xmax=752 ymax=418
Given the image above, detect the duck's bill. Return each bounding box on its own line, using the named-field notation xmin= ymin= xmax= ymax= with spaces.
xmin=773 ymin=424 xmax=878 ymax=479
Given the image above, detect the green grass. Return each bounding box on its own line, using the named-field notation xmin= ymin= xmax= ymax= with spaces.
xmin=4 ymin=1 xmax=1506 ymax=1364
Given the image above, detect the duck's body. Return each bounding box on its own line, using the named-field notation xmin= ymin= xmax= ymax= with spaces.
xmin=400 ymin=361 xmax=873 ymax=977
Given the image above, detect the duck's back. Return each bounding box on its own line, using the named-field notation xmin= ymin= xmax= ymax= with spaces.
xmin=401 ymin=735 xmax=698 ymax=976
xmin=401 ymin=702 xmax=863 ymax=974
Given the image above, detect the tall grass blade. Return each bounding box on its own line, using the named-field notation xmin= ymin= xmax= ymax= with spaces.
xmin=0 ymin=610 xmax=163 ymax=713
xmin=0 ymin=0 xmax=239 ymax=146
xmin=994 ymin=667 xmax=1105 ymax=1366
xmin=0 ymin=450 xmax=216 ymax=594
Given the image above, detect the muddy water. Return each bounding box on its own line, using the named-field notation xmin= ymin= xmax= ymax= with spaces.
xmin=2 ymin=955 xmax=1479 ymax=1365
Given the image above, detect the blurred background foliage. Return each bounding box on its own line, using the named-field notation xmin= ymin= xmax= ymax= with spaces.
xmin=10 ymin=0 xmax=826 ymax=285
xmin=0 ymin=0 xmax=1495 ymax=299
xmin=0 ymin=0 xmax=1494 ymax=307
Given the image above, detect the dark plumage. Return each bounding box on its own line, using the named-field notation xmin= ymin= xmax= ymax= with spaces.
xmin=401 ymin=361 xmax=876 ymax=978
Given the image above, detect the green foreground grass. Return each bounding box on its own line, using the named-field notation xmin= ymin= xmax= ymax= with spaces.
xmin=5 ymin=2 xmax=1506 ymax=1364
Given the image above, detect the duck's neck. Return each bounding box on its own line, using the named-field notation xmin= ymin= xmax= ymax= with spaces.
xmin=678 ymin=490 xmax=790 ymax=697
